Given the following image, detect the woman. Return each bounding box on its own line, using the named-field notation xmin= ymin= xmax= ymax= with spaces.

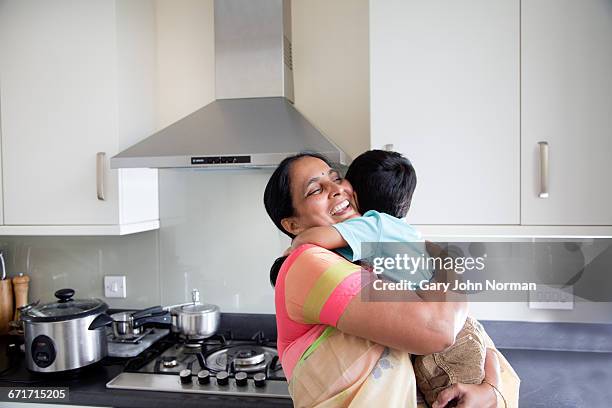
xmin=264 ymin=153 xmax=502 ymax=407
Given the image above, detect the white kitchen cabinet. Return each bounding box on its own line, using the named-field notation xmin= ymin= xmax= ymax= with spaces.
xmin=370 ymin=0 xmax=612 ymax=237
xmin=370 ymin=0 xmax=520 ymax=225
xmin=521 ymin=0 xmax=612 ymax=226
xmin=0 ymin=0 xmax=159 ymax=235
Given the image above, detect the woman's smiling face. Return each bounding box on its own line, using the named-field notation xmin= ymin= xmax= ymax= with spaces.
xmin=281 ymin=156 xmax=358 ymax=236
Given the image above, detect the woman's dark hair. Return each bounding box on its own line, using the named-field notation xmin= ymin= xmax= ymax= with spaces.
xmin=345 ymin=150 xmax=417 ymax=218
xmin=269 ymin=256 xmax=287 ymax=287
xmin=263 ymin=152 xmax=332 ymax=239
xmin=264 ymin=152 xmax=332 ymax=288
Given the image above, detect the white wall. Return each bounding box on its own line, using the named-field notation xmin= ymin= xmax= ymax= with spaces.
xmin=292 ymin=0 xmax=370 ymax=160
xmin=155 ymin=0 xmax=215 ymax=130
xmin=158 ymin=168 xmax=287 ymax=313
xmin=116 ymin=0 xmax=157 ymax=149
xmin=0 ymin=232 xmax=160 ymax=309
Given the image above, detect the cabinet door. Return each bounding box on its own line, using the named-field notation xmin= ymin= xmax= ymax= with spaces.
xmin=370 ymin=0 xmax=520 ymax=225
xmin=0 ymin=1 xmax=120 ymax=225
xmin=521 ymin=0 xmax=612 ymax=225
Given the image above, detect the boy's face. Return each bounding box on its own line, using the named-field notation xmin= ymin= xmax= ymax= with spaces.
xmin=281 ymin=156 xmax=359 ymax=236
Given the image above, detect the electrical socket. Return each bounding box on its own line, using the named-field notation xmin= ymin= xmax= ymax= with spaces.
xmin=104 ymin=275 xmax=127 ymax=298
xmin=529 ymin=284 xmax=574 ymax=310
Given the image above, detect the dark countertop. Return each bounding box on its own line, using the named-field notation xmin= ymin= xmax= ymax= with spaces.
xmin=0 ymin=358 xmax=291 ymax=408
xmin=1 ymin=316 xmax=611 ymax=407
xmin=0 ymin=313 xmax=292 ymax=408
xmin=503 ymin=349 xmax=612 ymax=408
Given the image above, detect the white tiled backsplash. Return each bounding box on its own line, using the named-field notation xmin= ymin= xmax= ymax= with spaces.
xmin=0 ymin=169 xmax=287 ymax=314
xmin=157 ymin=169 xmax=288 ymax=312
xmin=1 ymin=169 xmax=610 ymax=323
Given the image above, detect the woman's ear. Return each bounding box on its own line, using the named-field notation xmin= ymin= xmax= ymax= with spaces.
xmin=281 ymin=217 xmax=304 ymax=236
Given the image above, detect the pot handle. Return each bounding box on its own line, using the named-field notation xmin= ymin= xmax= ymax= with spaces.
xmin=131 ymin=305 xmax=164 ymax=319
xmin=132 ymin=312 xmax=172 ymax=328
xmin=88 ymin=313 xmax=114 ymax=330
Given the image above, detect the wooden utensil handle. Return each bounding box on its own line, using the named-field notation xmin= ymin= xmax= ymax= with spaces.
xmin=0 ymin=279 xmax=13 ymax=335
xmin=12 ymin=274 xmax=30 ymax=322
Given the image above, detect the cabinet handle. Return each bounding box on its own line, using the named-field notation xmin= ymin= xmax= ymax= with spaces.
xmin=96 ymin=152 xmax=106 ymax=201
xmin=538 ymin=142 xmax=549 ymax=198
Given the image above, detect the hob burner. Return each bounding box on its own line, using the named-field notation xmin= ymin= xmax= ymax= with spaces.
xmin=230 ymin=347 xmax=266 ymax=366
xmin=184 ymin=343 xmax=202 ymax=349
xmin=161 ymin=356 xmax=178 ymax=368
xmin=206 ymin=345 xmax=277 ymax=373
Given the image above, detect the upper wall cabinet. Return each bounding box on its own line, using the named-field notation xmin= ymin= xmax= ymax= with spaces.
xmin=0 ymin=0 xmax=159 ymax=235
xmin=521 ymin=0 xmax=612 ymax=226
xmin=370 ymin=0 xmax=611 ymax=237
xmin=370 ymin=0 xmax=520 ymax=226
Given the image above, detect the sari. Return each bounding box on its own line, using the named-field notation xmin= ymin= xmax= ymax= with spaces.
xmin=275 ymin=244 xmax=519 ymax=407
xmin=275 ymin=244 xmax=418 ymax=407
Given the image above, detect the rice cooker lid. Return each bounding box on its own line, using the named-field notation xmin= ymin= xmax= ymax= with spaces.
xmin=21 ymin=288 xmax=108 ymax=322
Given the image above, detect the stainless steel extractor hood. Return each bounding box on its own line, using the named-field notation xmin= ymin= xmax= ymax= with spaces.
xmin=111 ymin=0 xmax=347 ymax=169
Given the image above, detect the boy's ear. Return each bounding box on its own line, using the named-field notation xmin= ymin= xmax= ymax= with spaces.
xmin=281 ymin=217 xmax=305 ymax=236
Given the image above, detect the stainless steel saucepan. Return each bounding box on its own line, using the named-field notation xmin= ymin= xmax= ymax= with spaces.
xmin=109 ymin=307 xmax=172 ymax=338
xmin=96 ymin=289 xmax=220 ymax=340
xmin=167 ymin=289 xmax=220 ymax=339
xmin=172 ymin=302 xmax=219 ymax=339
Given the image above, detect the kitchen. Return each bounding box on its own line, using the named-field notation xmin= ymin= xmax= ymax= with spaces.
xmin=0 ymin=0 xmax=611 ymax=407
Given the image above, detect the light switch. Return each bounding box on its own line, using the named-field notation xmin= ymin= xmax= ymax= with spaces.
xmin=104 ymin=275 xmax=127 ymax=298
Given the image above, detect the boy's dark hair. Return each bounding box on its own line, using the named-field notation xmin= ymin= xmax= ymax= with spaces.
xmin=345 ymin=150 xmax=417 ymax=218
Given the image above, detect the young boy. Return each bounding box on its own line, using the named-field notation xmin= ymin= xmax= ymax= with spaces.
xmin=285 ymin=150 xmax=516 ymax=407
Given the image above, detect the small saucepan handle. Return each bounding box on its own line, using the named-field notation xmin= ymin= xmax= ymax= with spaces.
xmin=131 ymin=305 xmax=164 ymax=319
xmin=132 ymin=312 xmax=172 ymax=328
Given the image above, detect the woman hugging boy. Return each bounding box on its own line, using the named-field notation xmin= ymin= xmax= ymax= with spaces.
xmin=277 ymin=150 xmax=519 ymax=408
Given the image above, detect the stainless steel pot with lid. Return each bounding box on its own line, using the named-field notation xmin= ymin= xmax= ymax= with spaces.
xmin=20 ymin=288 xmax=109 ymax=373
xmin=173 ymin=302 xmax=220 ymax=339
xmin=167 ymin=289 xmax=220 ymax=339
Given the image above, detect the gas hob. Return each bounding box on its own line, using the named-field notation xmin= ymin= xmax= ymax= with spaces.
xmin=106 ymin=333 xmax=290 ymax=399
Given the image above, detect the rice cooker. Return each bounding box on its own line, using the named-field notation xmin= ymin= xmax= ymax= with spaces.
xmin=20 ymin=288 xmax=111 ymax=372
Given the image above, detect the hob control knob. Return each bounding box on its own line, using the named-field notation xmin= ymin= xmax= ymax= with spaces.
xmin=235 ymin=371 xmax=248 ymax=387
xmin=197 ymin=370 xmax=210 ymax=385
xmin=216 ymin=371 xmax=229 ymax=386
xmin=253 ymin=372 xmax=266 ymax=388
xmin=179 ymin=369 xmax=192 ymax=384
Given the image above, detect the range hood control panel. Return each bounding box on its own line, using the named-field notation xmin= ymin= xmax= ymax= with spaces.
xmin=191 ymin=156 xmax=251 ymax=166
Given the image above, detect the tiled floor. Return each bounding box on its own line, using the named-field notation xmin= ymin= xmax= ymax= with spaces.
xmin=503 ymin=349 xmax=612 ymax=407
